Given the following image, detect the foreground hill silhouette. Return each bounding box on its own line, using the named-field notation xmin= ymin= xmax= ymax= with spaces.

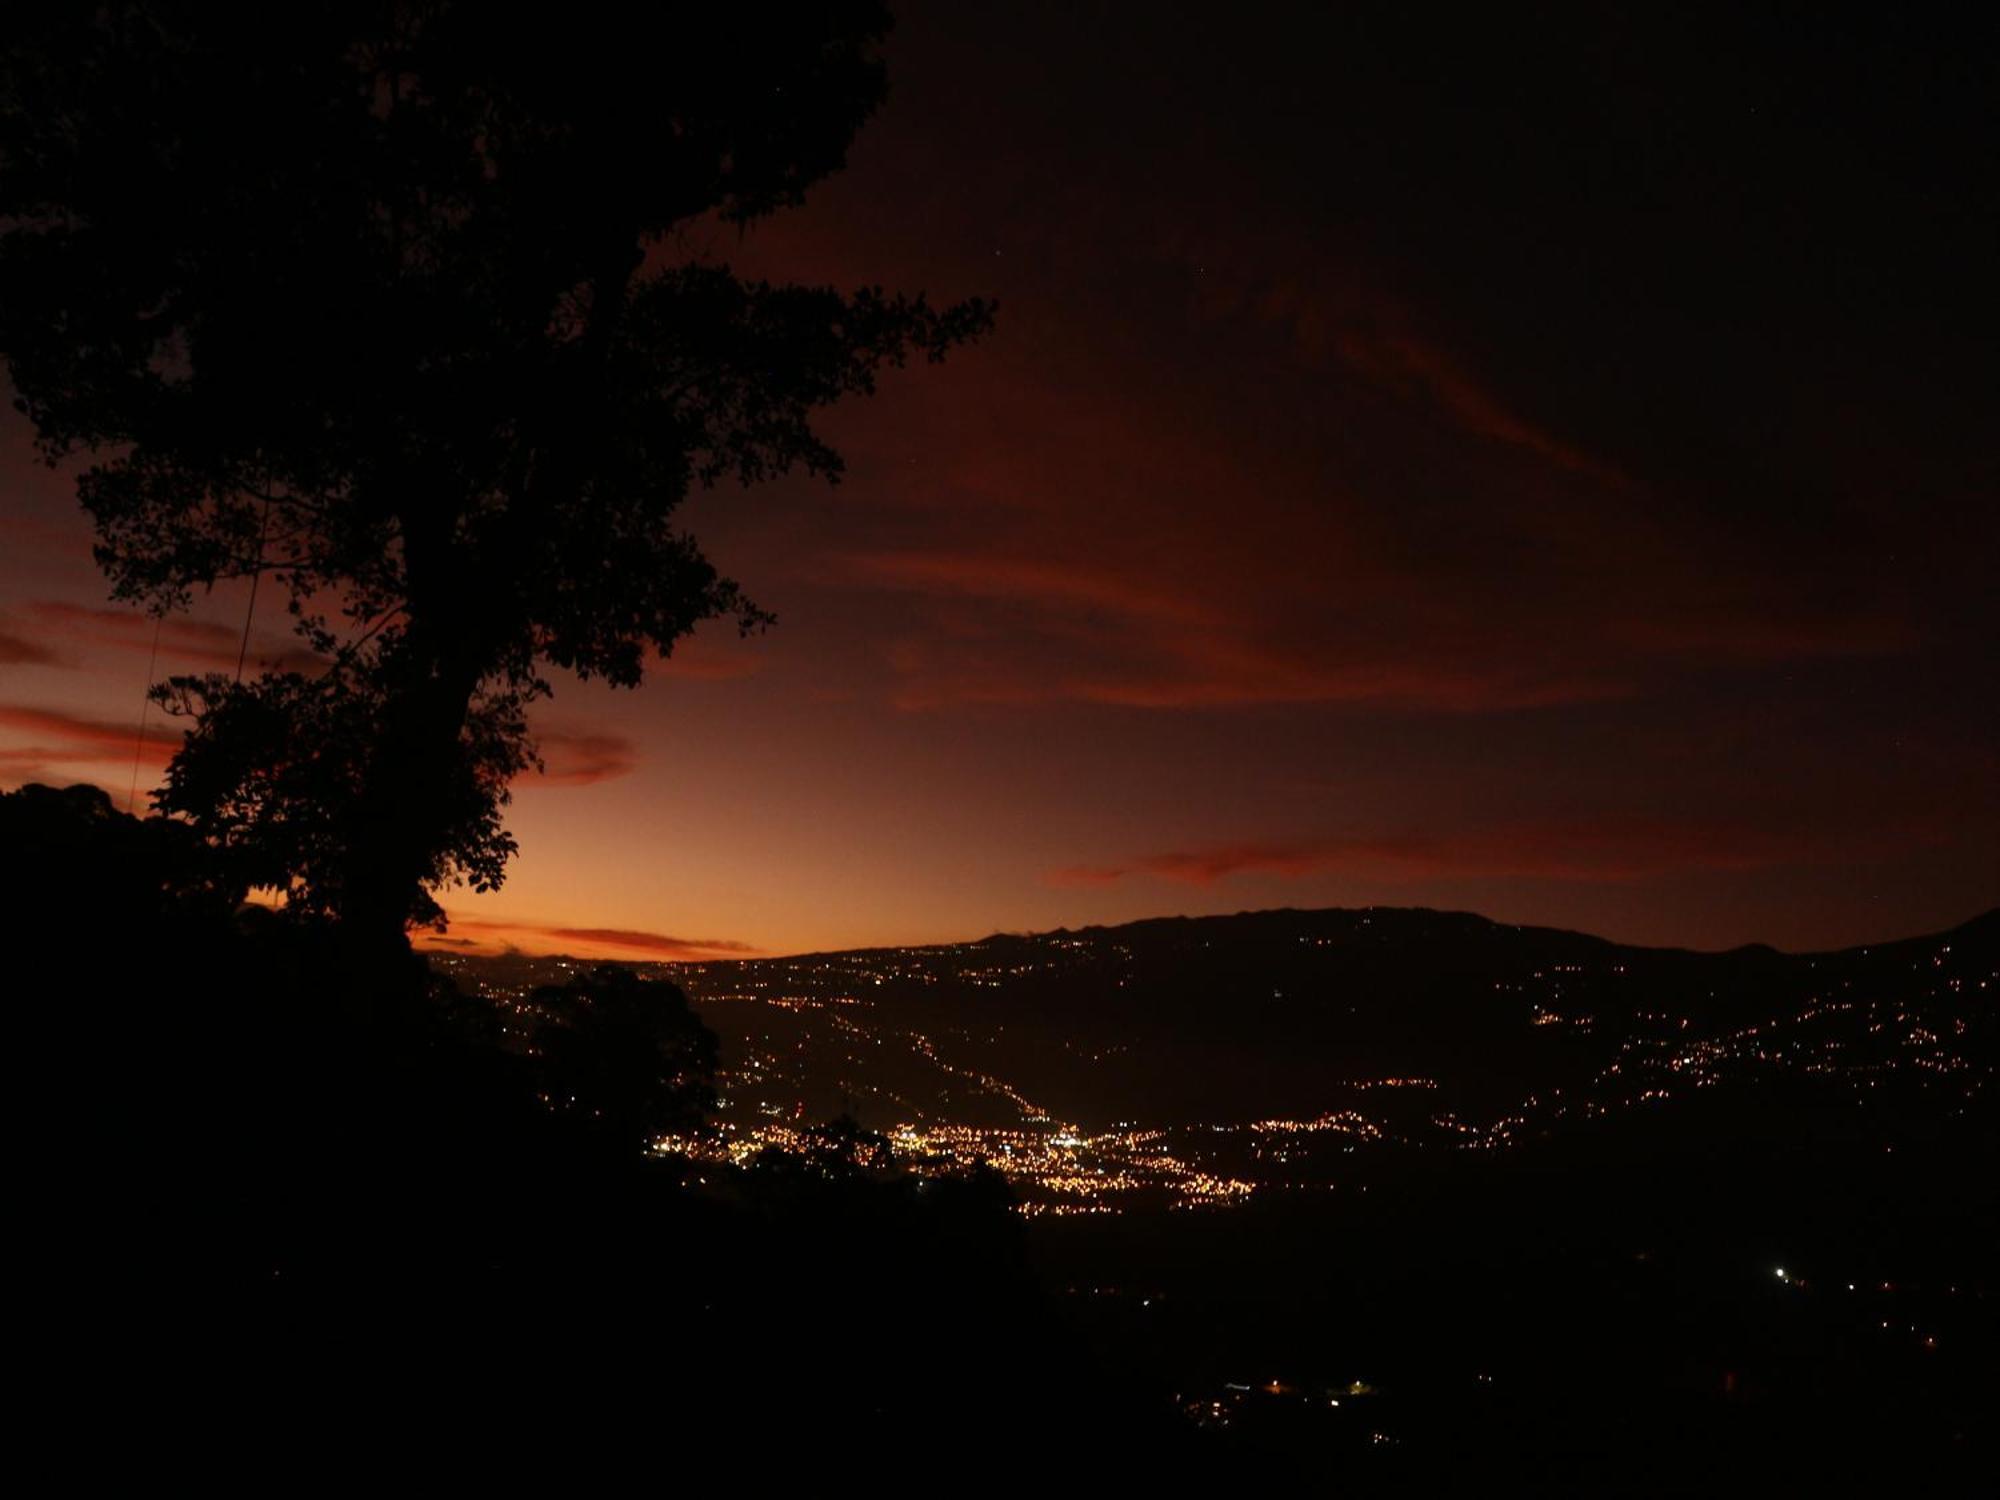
xmin=448 ymin=903 xmax=1999 ymax=1486
xmin=6 ymin=784 xmax=1167 ymax=1480
xmin=12 ymin=783 xmax=1994 ymax=1488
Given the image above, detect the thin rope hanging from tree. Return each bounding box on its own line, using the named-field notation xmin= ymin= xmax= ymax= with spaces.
xmin=234 ymin=495 xmax=273 ymax=683
xmin=126 ymin=611 xmax=165 ymax=814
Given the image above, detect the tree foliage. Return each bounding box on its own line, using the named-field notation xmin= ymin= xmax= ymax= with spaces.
xmin=0 ymin=779 xmax=243 ymax=923
xmin=149 ymin=668 xmax=529 ymax=924
xmin=527 ymin=966 xmax=718 ymax=1147
xmin=0 ymin=2 xmax=991 ymax=935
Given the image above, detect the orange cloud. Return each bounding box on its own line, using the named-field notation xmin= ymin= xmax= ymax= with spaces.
xmin=853 ymin=549 xmax=1629 ymax=713
xmin=538 ymin=925 xmax=758 ymax=957
xmin=0 ymin=629 xmax=59 ymax=666
xmin=1 ymin=699 xmax=637 ymax=793
xmin=0 ymin=703 xmax=181 ymax=764
xmin=31 ymin=600 xmax=235 ymax=655
xmin=0 ymin=702 xmax=181 ymax=791
xmin=1049 ymin=818 xmax=1939 ymax=889
xmin=532 ymin=728 xmax=638 ymax=786
xmin=26 ymin=600 xmax=328 ymax=674
xmin=846 ymin=551 xmax=1209 ymax=627
xmin=421 ymin=915 xmax=758 ymax=961
xmin=1335 ymin=328 xmax=1625 ymax=484
xmin=1195 ymin=247 xmax=1621 ymax=482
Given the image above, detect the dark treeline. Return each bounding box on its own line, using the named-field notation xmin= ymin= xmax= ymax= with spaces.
xmin=10 ymin=782 xmax=1187 ymax=1478
xmin=13 ymin=781 xmax=1995 ymax=1487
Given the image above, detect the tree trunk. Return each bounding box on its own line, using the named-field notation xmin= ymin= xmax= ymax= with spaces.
xmin=337 ymin=617 xmax=485 ymax=964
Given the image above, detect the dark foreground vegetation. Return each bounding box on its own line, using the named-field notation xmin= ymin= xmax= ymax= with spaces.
xmin=12 ymin=781 xmax=1994 ymax=1489
xmin=1041 ymin=1127 xmax=1996 ymax=1491
xmin=10 ymin=784 xmax=1167 ymax=1478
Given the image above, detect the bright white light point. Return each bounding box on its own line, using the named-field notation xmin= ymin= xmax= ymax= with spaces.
xmin=1775 ymin=1267 xmax=1787 ymax=1279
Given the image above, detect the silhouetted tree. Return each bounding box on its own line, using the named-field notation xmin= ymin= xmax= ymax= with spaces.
xmin=527 ymin=966 xmax=717 ymax=1147
xmin=0 ymin=4 xmax=991 ymax=945
xmin=148 ymin=669 xmax=528 ymax=926
xmin=749 ymin=1110 xmax=898 ymax=1180
xmin=0 ymin=780 xmax=241 ymax=922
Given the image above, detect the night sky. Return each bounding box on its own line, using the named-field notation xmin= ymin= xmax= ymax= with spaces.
xmin=2 ymin=3 xmax=1994 ymax=957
